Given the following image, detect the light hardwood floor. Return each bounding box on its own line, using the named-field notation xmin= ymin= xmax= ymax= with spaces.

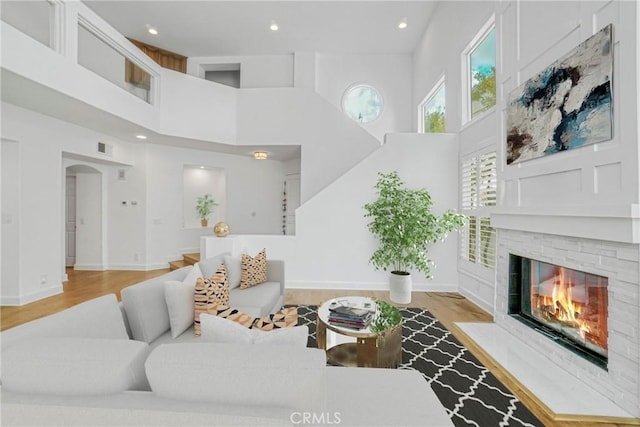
xmin=1 ymin=268 xmax=637 ymax=427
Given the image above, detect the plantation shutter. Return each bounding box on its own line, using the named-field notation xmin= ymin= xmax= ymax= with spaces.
xmin=479 ymin=151 xmax=497 ymax=207
xmin=460 ymin=151 xmax=496 ymax=268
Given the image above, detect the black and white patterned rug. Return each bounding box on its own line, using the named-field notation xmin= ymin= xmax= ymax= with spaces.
xmin=292 ymin=305 xmax=543 ymax=427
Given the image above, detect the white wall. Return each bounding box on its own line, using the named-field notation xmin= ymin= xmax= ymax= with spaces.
xmin=236 ymin=88 xmax=381 ymax=202
xmin=316 ymin=53 xmax=414 ymax=142
xmin=203 ymin=133 xmax=461 ymax=291
xmin=188 ymin=55 xmax=294 ymax=88
xmin=413 ymin=0 xmax=639 ymax=312
xmin=141 ymin=143 xmax=285 ymax=268
xmin=1 ymin=140 xmax=20 ymax=304
xmin=0 ymin=103 xmax=288 ymax=302
xmin=183 ymin=167 xmax=226 ymax=228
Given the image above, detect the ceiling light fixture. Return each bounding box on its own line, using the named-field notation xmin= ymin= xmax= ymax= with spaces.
xmin=254 ymin=151 xmax=268 ymax=160
xmin=398 ymin=19 xmax=408 ymax=30
xmin=135 ymin=134 xmax=147 ymax=140
xmin=270 ymin=21 xmax=279 ymax=32
xmin=148 ymin=27 xmax=158 ymax=35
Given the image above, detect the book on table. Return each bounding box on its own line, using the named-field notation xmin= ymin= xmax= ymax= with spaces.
xmin=328 ymin=304 xmax=375 ymax=329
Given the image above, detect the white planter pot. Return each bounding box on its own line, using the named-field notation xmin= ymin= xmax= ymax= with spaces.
xmin=389 ymin=271 xmax=412 ymax=304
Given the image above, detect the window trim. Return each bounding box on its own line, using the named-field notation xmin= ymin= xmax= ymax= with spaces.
xmin=341 ymin=83 xmax=384 ymax=124
xmin=461 ymin=15 xmax=496 ymax=125
xmin=417 ymin=75 xmax=446 ymax=133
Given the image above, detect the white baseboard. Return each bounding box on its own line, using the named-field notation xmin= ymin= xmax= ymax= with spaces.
xmin=287 ymin=280 xmax=459 ymax=293
xmin=458 ymin=288 xmax=494 ymax=315
xmin=73 ymin=264 xmax=105 ymax=271
xmin=0 ymin=285 xmax=63 ymax=306
xmin=107 ymin=264 xmax=168 ymax=271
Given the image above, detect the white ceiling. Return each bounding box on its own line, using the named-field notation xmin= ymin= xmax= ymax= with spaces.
xmin=84 ymin=1 xmax=438 ymax=57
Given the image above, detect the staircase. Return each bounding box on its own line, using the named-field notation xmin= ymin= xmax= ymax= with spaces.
xmin=169 ymin=253 xmax=200 ymax=271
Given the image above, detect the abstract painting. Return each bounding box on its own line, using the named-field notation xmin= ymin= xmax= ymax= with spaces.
xmin=506 ymin=24 xmax=613 ymax=165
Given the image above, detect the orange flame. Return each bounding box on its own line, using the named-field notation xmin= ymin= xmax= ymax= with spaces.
xmin=537 ymin=267 xmax=591 ymax=338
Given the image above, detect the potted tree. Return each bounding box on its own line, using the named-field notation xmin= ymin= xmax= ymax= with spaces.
xmin=363 ymin=171 xmax=465 ymax=304
xmin=196 ymin=194 xmax=218 ymax=227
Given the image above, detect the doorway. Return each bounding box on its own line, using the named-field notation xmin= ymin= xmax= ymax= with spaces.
xmin=64 ymin=164 xmax=103 ymax=270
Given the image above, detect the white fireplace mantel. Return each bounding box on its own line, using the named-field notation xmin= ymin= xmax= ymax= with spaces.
xmin=491 ymin=204 xmax=640 ymax=244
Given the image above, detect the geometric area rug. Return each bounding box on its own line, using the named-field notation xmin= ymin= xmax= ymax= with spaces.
xmin=292 ymin=305 xmax=544 ymax=427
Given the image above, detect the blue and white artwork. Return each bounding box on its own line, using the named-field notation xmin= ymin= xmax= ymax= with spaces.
xmin=506 ymin=24 xmax=613 ymax=165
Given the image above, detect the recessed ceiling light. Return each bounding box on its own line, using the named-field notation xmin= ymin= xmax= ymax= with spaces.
xmin=135 ymin=134 xmax=147 ymax=140
xmin=147 ymin=27 xmax=158 ymax=35
xmin=398 ymin=19 xmax=408 ymax=30
xmin=254 ymin=151 xmax=268 ymax=160
xmin=270 ymin=21 xmax=279 ymax=32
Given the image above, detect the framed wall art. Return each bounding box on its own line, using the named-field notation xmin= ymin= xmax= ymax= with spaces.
xmin=506 ymin=24 xmax=613 ymax=165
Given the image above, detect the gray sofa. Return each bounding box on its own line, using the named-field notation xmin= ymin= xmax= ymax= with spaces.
xmin=0 ymin=257 xmax=454 ymax=427
xmin=119 ymin=253 xmax=285 ymax=349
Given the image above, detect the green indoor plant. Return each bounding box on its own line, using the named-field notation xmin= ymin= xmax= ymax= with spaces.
xmin=195 ymin=194 xmax=218 ymax=227
xmin=369 ymin=300 xmax=402 ymax=333
xmin=363 ymin=171 xmax=465 ymax=303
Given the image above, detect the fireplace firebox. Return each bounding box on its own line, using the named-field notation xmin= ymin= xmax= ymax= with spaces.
xmin=508 ymin=254 xmax=608 ymax=368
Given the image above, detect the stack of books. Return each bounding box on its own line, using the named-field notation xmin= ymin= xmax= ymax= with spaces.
xmin=328 ymin=304 xmax=375 ymax=330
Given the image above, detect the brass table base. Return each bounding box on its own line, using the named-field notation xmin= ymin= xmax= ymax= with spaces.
xmin=317 ymin=319 xmax=402 ymax=369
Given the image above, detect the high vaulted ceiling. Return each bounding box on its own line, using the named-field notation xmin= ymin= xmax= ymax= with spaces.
xmin=84 ymin=1 xmax=438 ymax=57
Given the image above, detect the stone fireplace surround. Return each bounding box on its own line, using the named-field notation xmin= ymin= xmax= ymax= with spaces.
xmin=460 ymin=224 xmax=639 ymax=419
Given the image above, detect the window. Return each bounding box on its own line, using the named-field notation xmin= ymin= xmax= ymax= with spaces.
xmin=460 ymin=151 xmax=496 ymax=269
xmin=466 ymin=21 xmax=496 ymax=120
xmin=342 ymin=84 xmax=383 ymax=123
xmin=420 ymin=79 xmax=445 ymax=133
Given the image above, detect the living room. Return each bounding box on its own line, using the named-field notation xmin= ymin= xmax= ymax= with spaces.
xmin=1 ymin=0 xmax=639 ymax=426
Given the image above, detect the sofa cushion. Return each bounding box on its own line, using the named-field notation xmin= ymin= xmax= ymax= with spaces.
xmin=240 ymin=249 xmax=267 ymax=289
xmin=229 ymin=281 xmax=281 ymax=318
xmin=0 ymin=294 xmax=129 ymax=352
xmin=121 ymin=266 xmax=192 ymax=343
xmin=224 ymin=255 xmax=242 ymax=289
xmin=164 ymin=263 xmax=203 ymax=339
xmin=197 ymin=253 xmax=228 ymax=279
xmin=145 ymin=343 xmax=326 ymax=409
xmin=200 ymin=314 xmax=308 ymax=347
xmin=193 ymin=264 xmax=229 ymax=336
xmin=2 ymin=338 xmax=150 ymax=395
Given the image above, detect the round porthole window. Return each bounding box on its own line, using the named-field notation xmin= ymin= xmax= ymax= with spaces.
xmin=341 ymin=84 xmax=383 ymax=123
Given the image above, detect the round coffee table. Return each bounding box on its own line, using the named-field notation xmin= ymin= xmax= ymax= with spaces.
xmin=316 ymin=296 xmax=402 ymax=368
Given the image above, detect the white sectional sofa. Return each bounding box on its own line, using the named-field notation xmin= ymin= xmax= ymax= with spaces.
xmin=0 ymin=256 xmax=454 ymax=426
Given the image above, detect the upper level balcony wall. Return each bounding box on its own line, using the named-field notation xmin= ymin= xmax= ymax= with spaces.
xmin=0 ymin=1 xmax=237 ymax=144
xmin=236 ymin=88 xmax=382 ymax=203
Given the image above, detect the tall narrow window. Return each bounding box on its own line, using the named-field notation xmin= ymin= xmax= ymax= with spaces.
xmin=466 ymin=21 xmax=496 ymax=120
xmin=460 ymin=151 xmax=496 ymax=269
xmin=420 ymin=79 xmax=446 ymax=133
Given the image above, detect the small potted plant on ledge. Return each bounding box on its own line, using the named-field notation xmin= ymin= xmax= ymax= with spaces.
xmin=364 ymin=171 xmax=465 ymax=304
xmin=196 ymin=194 xmax=218 ymax=227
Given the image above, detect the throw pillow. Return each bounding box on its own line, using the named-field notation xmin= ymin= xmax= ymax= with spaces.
xmin=252 ymin=325 xmax=309 ymax=347
xmin=165 ymin=264 xmax=203 ymax=339
xmin=205 ymin=303 xmax=298 ymax=331
xmin=193 ymin=264 xmax=229 ymax=336
xmin=200 ymin=313 xmax=308 ymax=347
xmin=252 ymin=306 xmax=298 ymax=331
xmin=204 ymin=303 xmax=257 ymax=329
xmin=240 ymin=249 xmax=267 ymax=289
xmin=199 ymin=313 xmax=253 ymax=344
xmin=224 ymin=255 xmax=242 ymax=289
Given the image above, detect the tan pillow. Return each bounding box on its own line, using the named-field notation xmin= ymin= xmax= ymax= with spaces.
xmin=240 ymin=249 xmax=267 ymax=289
xmin=205 ymin=303 xmax=298 ymax=331
xmin=194 ymin=264 xmax=229 ymax=336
